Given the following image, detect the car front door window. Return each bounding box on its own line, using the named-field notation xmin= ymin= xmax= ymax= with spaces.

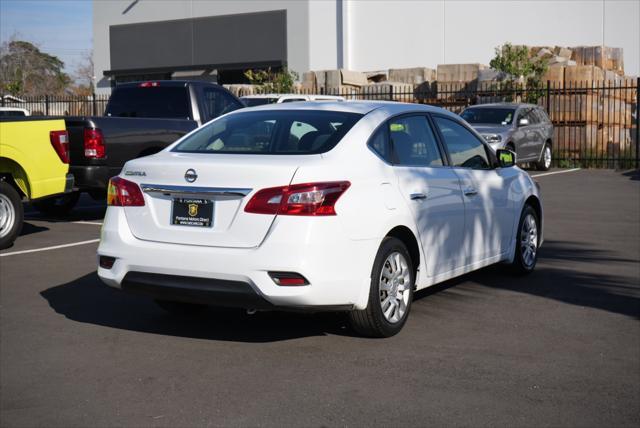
xmin=433 ymin=116 xmax=490 ymax=169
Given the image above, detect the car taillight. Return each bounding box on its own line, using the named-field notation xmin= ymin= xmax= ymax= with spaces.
xmin=49 ymin=130 xmax=70 ymax=164
xmin=245 ymin=181 xmax=350 ymax=216
xmin=84 ymin=128 xmax=105 ymax=158
xmin=139 ymin=81 xmax=159 ymax=87
xmin=107 ymin=177 xmax=145 ymax=206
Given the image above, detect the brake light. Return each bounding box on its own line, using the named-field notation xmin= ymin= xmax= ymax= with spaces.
xmin=84 ymin=128 xmax=105 ymax=158
xmin=139 ymin=81 xmax=159 ymax=88
xmin=49 ymin=130 xmax=70 ymax=164
xmin=245 ymin=181 xmax=350 ymax=216
xmin=107 ymin=177 xmax=145 ymax=206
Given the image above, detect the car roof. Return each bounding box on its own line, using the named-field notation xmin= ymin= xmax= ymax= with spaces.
xmin=235 ymin=100 xmax=459 ymax=117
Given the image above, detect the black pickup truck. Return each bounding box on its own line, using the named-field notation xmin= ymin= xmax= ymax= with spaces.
xmin=33 ymin=80 xmax=243 ymax=215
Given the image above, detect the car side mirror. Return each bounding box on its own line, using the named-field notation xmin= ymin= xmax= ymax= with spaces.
xmin=496 ymin=148 xmax=516 ymax=168
xmin=518 ymin=118 xmax=529 ymax=127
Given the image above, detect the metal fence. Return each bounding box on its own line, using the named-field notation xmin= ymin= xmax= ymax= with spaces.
xmin=311 ymin=78 xmax=639 ymax=169
xmin=2 ymin=78 xmax=638 ymax=169
xmin=1 ymin=93 xmax=110 ymax=117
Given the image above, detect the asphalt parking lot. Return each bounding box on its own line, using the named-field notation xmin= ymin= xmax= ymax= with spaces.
xmin=1 ymin=168 xmax=638 ymax=427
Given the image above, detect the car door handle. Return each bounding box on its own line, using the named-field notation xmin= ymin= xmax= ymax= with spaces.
xmin=410 ymin=193 xmax=428 ymax=200
xmin=464 ymin=188 xmax=478 ymax=196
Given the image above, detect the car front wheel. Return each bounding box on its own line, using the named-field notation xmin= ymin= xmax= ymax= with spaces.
xmin=349 ymin=237 xmax=414 ymax=337
xmin=511 ymin=205 xmax=540 ymax=275
xmin=536 ymin=143 xmax=552 ymax=171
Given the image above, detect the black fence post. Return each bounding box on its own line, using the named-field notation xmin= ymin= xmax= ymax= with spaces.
xmin=1 ymin=96 xmax=4 ymax=107
xmin=45 ymin=95 xmax=49 ymax=116
xmin=546 ymin=80 xmax=550 ymax=113
xmin=92 ymin=92 xmax=97 ymax=116
xmin=636 ymin=77 xmax=639 ymax=170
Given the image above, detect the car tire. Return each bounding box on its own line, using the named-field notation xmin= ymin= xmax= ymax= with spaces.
xmin=154 ymin=299 xmax=208 ymax=316
xmin=511 ymin=204 xmax=540 ymax=275
xmin=0 ymin=181 xmax=24 ymax=250
xmin=32 ymin=191 xmax=80 ymax=217
xmin=348 ymin=237 xmax=414 ymax=338
xmin=536 ymin=143 xmax=552 ymax=171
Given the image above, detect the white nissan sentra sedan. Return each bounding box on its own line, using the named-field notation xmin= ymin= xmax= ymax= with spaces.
xmin=97 ymin=101 xmax=542 ymax=337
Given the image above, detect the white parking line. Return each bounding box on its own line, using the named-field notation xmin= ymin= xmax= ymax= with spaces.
xmin=0 ymin=239 xmax=100 ymax=257
xmin=73 ymin=221 xmax=103 ymax=226
xmin=530 ymin=168 xmax=581 ymax=178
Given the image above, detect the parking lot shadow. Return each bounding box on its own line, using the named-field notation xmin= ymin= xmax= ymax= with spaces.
xmin=457 ymin=240 xmax=640 ymax=320
xmin=41 ymin=272 xmax=350 ymax=343
xmin=19 ymin=221 xmax=49 ymax=237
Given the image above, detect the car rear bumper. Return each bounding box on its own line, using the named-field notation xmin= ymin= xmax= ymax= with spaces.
xmin=70 ymin=165 xmax=110 ymax=191
xmin=97 ymin=208 xmax=377 ymax=310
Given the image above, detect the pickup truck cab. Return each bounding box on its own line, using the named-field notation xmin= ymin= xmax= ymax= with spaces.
xmin=34 ymin=81 xmax=243 ymax=215
xmin=0 ymin=117 xmax=73 ymax=248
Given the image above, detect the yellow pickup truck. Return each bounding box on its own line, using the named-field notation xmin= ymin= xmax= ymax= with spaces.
xmin=0 ymin=117 xmax=74 ymax=249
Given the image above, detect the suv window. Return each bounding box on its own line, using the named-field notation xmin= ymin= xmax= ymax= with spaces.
xmin=535 ymin=108 xmax=550 ymax=124
xmin=433 ymin=116 xmax=490 ymax=169
xmin=518 ymin=108 xmax=537 ymax=125
xmin=202 ymin=87 xmax=242 ymax=122
xmin=173 ymin=110 xmax=362 ymax=154
xmin=106 ymin=86 xmax=191 ymax=119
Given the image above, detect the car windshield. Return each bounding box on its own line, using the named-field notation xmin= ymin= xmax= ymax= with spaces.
xmin=172 ymin=110 xmax=363 ymax=154
xmin=241 ymin=97 xmax=278 ymax=107
xmin=461 ymin=108 xmax=516 ymax=125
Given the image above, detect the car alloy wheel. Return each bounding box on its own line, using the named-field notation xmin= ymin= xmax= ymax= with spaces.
xmin=379 ymin=251 xmax=411 ymax=323
xmin=543 ymin=146 xmax=552 ymax=169
xmin=520 ymin=213 xmax=538 ymax=269
xmin=0 ymin=193 xmax=15 ymax=239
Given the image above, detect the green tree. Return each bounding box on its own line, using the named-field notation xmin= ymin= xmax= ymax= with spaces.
xmin=0 ymin=38 xmax=71 ymax=96
xmin=244 ymin=67 xmax=299 ymax=93
xmin=489 ymin=43 xmax=548 ymax=102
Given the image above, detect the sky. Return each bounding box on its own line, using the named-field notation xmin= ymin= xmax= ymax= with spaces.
xmin=0 ymin=0 xmax=92 ymax=74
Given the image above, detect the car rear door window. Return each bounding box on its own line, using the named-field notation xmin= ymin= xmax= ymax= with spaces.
xmin=388 ymin=115 xmax=443 ymax=167
xmin=433 ymin=116 xmax=491 ymax=169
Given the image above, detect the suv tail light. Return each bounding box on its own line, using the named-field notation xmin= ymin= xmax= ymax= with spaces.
xmin=84 ymin=128 xmax=105 ymax=158
xmin=245 ymin=181 xmax=350 ymax=216
xmin=49 ymin=130 xmax=70 ymax=164
xmin=139 ymin=81 xmax=159 ymax=88
xmin=107 ymin=177 xmax=145 ymax=206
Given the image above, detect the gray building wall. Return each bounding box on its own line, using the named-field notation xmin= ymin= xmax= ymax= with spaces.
xmin=94 ymin=0 xmax=640 ymax=93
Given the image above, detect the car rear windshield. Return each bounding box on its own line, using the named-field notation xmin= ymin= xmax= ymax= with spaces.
xmin=105 ymin=86 xmax=191 ymax=119
xmin=461 ymin=108 xmax=515 ymax=125
xmin=172 ymin=110 xmax=363 ymax=154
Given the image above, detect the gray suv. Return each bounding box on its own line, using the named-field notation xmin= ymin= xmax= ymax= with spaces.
xmin=460 ymin=103 xmax=553 ymax=170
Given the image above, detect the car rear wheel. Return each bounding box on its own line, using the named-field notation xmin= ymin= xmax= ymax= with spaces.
xmin=536 ymin=143 xmax=552 ymax=171
xmin=511 ymin=205 xmax=539 ymax=275
xmin=32 ymin=191 xmax=80 ymax=217
xmin=349 ymin=237 xmax=414 ymax=337
xmin=0 ymin=181 xmax=24 ymax=250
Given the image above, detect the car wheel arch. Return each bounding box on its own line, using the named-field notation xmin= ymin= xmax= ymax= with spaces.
xmin=384 ymin=225 xmax=421 ymax=280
